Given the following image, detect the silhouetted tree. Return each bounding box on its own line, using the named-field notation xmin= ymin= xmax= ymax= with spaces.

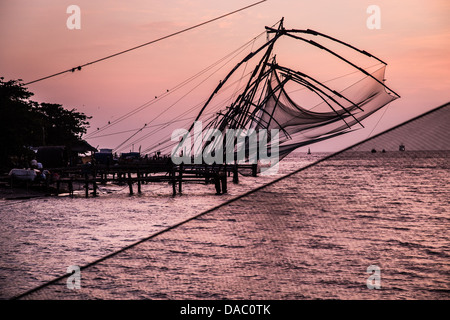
xmin=0 ymin=77 xmax=91 ymax=170
xmin=38 ymin=103 xmax=90 ymax=147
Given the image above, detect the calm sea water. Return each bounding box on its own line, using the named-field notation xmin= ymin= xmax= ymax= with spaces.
xmin=0 ymin=151 xmax=449 ymax=300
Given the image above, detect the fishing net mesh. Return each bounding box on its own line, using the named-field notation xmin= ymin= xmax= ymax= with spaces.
xmin=257 ymin=66 xmax=397 ymax=158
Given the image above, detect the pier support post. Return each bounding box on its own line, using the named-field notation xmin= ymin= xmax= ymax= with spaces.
xmin=128 ymin=172 xmax=133 ymax=195
xmin=214 ymin=173 xmax=221 ymax=195
xmin=92 ymin=168 xmax=98 ymax=197
xmin=137 ymin=169 xmax=142 ymax=194
xmin=221 ymin=171 xmax=227 ymax=194
xmin=252 ymin=163 xmax=258 ymax=177
xmin=204 ymin=165 xmax=210 ymax=185
xmin=233 ymin=164 xmax=239 ymax=184
xmin=84 ymin=174 xmax=89 ymax=198
xmin=101 ymin=172 xmax=107 ymax=185
xmin=93 ymin=178 xmax=98 ymax=197
xmin=178 ymin=164 xmax=183 ymax=195
xmin=171 ymin=169 xmax=176 ymax=196
xmin=69 ymin=178 xmax=74 ymax=198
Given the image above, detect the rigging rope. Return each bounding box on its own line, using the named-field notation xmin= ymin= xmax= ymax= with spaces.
xmin=132 ymin=70 xmax=256 ymax=155
xmin=112 ymin=41 xmax=265 ymax=153
xmin=87 ymin=115 xmax=207 ymax=139
xmin=22 ymin=0 xmax=267 ymax=86
xmin=138 ymin=64 xmax=388 ymax=156
xmin=85 ymin=31 xmax=267 ymax=140
xmin=366 ymin=102 xmax=391 ymax=139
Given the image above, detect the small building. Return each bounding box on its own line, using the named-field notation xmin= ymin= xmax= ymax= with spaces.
xmin=94 ymin=148 xmax=114 ymax=165
xmin=35 ymin=140 xmax=97 ymax=168
xmin=70 ymin=140 xmax=98 ymax=166
xmin=120 ymin=152 xmax=141 ymax=163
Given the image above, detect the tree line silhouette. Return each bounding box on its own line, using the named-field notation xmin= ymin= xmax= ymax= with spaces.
xmin=0 ymin=77 xmax=91 ymax=170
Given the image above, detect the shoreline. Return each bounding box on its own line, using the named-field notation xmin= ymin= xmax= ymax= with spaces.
xmin=0 ymin=185 xmax=52 ymax=200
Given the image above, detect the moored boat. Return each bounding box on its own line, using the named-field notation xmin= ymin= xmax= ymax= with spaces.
xmin=8 ymin=168 xmax=37 ymax=181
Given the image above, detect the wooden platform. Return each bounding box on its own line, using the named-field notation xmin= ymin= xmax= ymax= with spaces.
xmin=3 ymin=163 xmax=258 ymax=198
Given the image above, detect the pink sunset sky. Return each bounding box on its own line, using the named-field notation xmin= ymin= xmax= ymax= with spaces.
xmin=1 ymin=0 xmax=449 ymax=152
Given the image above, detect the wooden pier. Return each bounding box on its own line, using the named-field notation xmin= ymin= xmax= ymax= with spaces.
xmin=8 ymin=162 xmax=258 ymax=198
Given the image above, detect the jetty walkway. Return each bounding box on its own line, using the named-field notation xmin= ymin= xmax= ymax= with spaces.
xmin=2 ymin=162 xmax=257 ymax=197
